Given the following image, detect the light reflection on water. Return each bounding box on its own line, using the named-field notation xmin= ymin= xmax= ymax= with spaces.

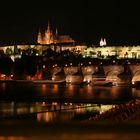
xmin=0 ymin=83 xmax=140 ymax=139
xmin=0 ymin=101 xmax=114 ymax=122
xmin=0 ymin=82 xmax=139 ymax=123
xmin=0 ymin=83 xmax=134 ymax=102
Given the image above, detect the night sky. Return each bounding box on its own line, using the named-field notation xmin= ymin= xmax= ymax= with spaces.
xmin=0 ymin=0 xmax=140 ymax=45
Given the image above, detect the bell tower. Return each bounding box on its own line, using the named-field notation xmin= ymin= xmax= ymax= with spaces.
xmin=37 ymin=29 xmax=43 ymax=44
xmin=45 ymin=22 xmax=54 ymax=44
xmin=100 ymin=38 xmax=107 ymax=46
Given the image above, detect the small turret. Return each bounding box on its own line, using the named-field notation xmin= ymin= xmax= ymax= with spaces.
xmin=100 ymin=38 xmax=104 ymax=46
xmin=47 ymin=21 xmax=51 ymax=32
xmin=103 ymin=38 xmax=107 ymax=46
xmin=55 ymin=28 xmax=58 ymax=37
xmin=100 ymin=38 xmax=107 ymax=46
xmin=37 ymin=29 xmax=42 ymax=44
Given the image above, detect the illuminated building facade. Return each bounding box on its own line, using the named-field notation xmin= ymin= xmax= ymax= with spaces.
xmin=1 ymin=44 xmax=140 ymax=59
xmin=0 ymin=25 xmax=140 ymax=59
xmin=37 ymin=22 xmax=75 ymax=45
xmin=83 ymin=45 xmax=140 ymax=59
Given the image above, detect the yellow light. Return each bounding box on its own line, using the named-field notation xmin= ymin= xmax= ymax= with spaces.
xmin=87 ymin=80 xmax=91 ymax=84
xmin=42 ymin=102 xmax=46 ymax=106
xmin=52 ymin=102 xmax=57 ymax=105
xmin=1 ymin=74 xmax=6 ymax=78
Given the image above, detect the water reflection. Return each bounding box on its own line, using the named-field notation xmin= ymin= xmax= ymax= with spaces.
xmin=0 ymin=82 xmax=137 ymax=123
xmin=41 ymin=84 xmax=47 ymax=95
xmin=53 ymin=84 xmax=59 ymax=94
xmin=132 ymin=88 xmax=140 ymax=98
xmin=0 ymin=83 xmax=140 ymax=140
xmin=0 ymin=83 xmax=133 ymax=103
xmin=0 ymin=101 xmax=115 ymax=122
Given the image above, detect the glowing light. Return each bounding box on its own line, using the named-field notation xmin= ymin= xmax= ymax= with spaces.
xmin=52 ymin=102 xmax=58 ymax=105
xmin=113 ymin=60 xmax=116 ymax=63
xmin=53 ymin=84 xmax=59 ymax=93
xmin=42 ymin=102 xmax=46 ymax=106
xmin=100 ymin=38 xmax=107 ymax=46
xmin=87 ymin=80 xmax=91 ymax=84
xmin=41 ymin=84 xmax=47 ymax=95
xmin=1 ymin=74 xmax=6 ymax=78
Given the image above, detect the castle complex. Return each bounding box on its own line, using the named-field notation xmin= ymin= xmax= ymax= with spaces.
xmin=0 ymin=22 xmax=140 ymax=59
xmin=37 ymin=22 xmax=75 ymax=45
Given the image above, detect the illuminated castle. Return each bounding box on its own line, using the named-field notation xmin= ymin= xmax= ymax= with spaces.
xmin=37 ymin=22 xmax=75 ymax=45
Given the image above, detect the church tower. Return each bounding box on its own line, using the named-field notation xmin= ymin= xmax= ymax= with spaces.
xmin=103 ymin=38 xmax=107 ymax=46
xmin=55 ymin=28 xmax=58 ymax=37
xmin=100 ymin=38 xmax=107 ymax=46
xmin=54 ymin=28 xmax=58 ymax=44
xmin=45 ymin=22 xmax=54 ymax=44
xmin=37 ymin=21 xmax=75 ymax=45
xmin=100 ymin=38 xmax=104 ymax=46
xmin=37 ymin=29 xmax=43 ymax=44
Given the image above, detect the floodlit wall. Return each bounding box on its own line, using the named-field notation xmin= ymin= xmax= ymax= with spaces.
xmin=64 ymin=67 xmax=78 ymax=75
xmin=0 ymin=46 xmax=15 ymax=53
xmin=1 ymin=44 xmax=140 ymax=58
xmin=83 ymin=45 xmax=140 ymax=58
xmin=129 ymin=65 xmax=140 ymax=82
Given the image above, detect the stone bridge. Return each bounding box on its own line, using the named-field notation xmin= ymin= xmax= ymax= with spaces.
xmin=52 ymin=65 xmax=140 ymax=84
xmin=103 ymin=65 xmax=124 ymax=82
xmin=129 ymin=65 xmax=140 ymax=83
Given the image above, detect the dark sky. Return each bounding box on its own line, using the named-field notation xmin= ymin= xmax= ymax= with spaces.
xmin=0 ymin=0 xmax=140 ymax=45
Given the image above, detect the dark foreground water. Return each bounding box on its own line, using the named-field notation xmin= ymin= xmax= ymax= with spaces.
xmin=0 ymin=82 xmax=138 ymax=122
xmin=0 ymin=82 xmax=140 ymax=140
xmin=0 ymin=82 xmax=134 ymax=103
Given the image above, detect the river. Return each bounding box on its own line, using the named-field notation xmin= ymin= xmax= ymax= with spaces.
xmin=0 ymin=82 xmax=140 ymax=140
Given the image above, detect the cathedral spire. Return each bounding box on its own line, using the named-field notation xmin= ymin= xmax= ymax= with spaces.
xmin=47 ymin=21 xmax=51 ymax=32
xmin=103 ymin=38 xmax=107 ymax=46
xmin=55 ymin=28 xmax=58 ymax=37
xmin=44 ymin=21 xmax=54 ymax=44
xmin=37 ymin=28 xmax=42 ymax=44
xmin=100 ymin=38 xmax=104 ymax=46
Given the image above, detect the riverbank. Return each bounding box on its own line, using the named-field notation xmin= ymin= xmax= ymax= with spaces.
xmin=89 ymin=99 xmax=140 ymax=122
